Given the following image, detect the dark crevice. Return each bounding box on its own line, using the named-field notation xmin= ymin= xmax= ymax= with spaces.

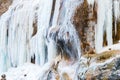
xmin=45 ymin=45 xmax=48 ymax=63
xmin=112 ymin=9 xmax=120 ymax=44
xmin=103 ymin=31 xmax=107 ymax=46
xmin=32 ymin=20 xmax=37 ymax=37
xmin=113 ymin=21 xmax=120 ymax=43
xmin=31 ymin=54 xmax=35 ymax=64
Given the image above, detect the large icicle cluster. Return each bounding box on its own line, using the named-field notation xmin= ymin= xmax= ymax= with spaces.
xmin=87 ymin=0 xmax=120 ymax=53
xmin=0 ymin=0 xmax=82 ymax=74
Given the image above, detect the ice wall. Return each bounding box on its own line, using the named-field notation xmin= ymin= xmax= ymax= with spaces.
xmin=0 ymin=0 xmax=53 ymax=73
xmin=0 ymin=0 xmax=82 ymax=74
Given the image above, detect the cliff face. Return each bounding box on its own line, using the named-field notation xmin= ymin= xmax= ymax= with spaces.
xmin=0 ymin=0 xmax=12 ymax=15
xmin=77 ymin=50 xmax=120 ymax=80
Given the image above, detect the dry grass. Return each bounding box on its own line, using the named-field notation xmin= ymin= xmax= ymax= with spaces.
xmin=97 ymin=51 xmax=113 ymax=60
xmin=96 ymin=50 xmax=119 ymax=61
xmin=83 ymin=50 xmax=120 ymax=62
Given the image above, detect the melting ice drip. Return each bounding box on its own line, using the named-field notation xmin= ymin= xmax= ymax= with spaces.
xmin=0 ymin=0 xmax=82 ymax=74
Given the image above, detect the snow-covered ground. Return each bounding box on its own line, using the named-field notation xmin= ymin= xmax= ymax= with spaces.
xmin=0 ymin=60 xmax=78 ymax=80
xmin=0 ymin=63 xmax=42 ymax=80
xmin=98 ymin=43 xmax=120 ymax=53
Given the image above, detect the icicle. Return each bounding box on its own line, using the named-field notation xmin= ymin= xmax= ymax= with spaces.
xmin=0 ymin=0 xmax=82 ymax=74
xmin=47 ymin=39 xmax=57 ymax=61
xmin=113 ymin=0 xmax=120 ymax=35
xmin=95 ymin=0 xmax=113 ymax=53
xmin=0 ymin=10 xmax=12 ymax=73
xmin=37 ymin=0 xmax=53 ymax=65
xmin=57 ymin=0 xmax=82 ymax=59
xmin=52 ymin=0 xmax=61 ymax=25
xmin=105 ymin=0 xmax=113 ymax=46
xmin=95 ymin=0 xmax=105 ymax=52
xmin=46 ymin=25 xmax=60 ymax=62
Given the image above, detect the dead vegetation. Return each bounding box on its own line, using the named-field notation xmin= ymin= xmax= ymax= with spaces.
xmin=96 ymin=50 xmax=116 ymax=61
xmin=84 ymin=50 xmax=120 ymax=62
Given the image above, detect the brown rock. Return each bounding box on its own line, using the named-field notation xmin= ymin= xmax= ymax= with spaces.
xmin=0 ymin=0 xmax=12 ymax=15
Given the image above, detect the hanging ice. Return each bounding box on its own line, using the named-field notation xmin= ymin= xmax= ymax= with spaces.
xmin=0 ymin=0 xmax=120 ymax=79
xmin=113 ymin=0 xmax=120 ymax=35
xmin=95 ymin=0 xmax=113 ymax=53
xmin=0 ymin=0 xmax=82 ymax=74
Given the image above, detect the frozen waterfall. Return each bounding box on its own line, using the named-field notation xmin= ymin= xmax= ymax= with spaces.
xmin=0 ymin=0 xmax=120 ymax=75
xmin=0 ymin=0 xmax=82 ymax=74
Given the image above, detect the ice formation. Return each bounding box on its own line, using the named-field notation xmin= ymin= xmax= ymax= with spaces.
xmin=113 ymin=0 xmax=120 ymax=35
xmin=95 ymin=0 xmax=113 ymax=53
xmin=0 ymin=0 xmax=82 ymax=74
xmin=0 ymin=0 xmax=120 ymax=78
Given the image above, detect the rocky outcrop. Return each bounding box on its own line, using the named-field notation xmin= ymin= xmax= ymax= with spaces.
xmin=77 ymin=50 xmax=120 ymax=80
xmin=0 ymin=0 xmax=12 ymax=16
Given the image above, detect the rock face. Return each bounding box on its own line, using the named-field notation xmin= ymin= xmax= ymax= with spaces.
xmin=109 ymin=58 xmax=120 ymax=79
xmin=0 ymin=0 xmax=12 ymax=15
xmin=73 ymin=0 xmax=97 ymax=54
xmin=77 ymin=51 xmax=120 ymax=80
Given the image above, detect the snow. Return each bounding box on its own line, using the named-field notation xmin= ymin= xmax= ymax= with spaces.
xmin=0 ymin=60 xmax=80 ymax=80
xmin=98 ymin=43 xmax=120 ymax=54
xmin=0 ymin=62 xmax=57 ymax=80
xmin=0 ymin=63 xmax=41 ymax=80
